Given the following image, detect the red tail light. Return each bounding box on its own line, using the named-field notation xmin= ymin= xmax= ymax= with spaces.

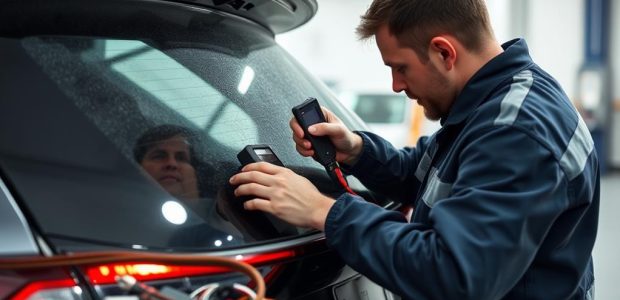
xmin=10 ymin=278 xmax=78 ymax=300
xmin=3 ymin=244 xmax=319 ymax=299
xmin=84 ymin=250 xmax=296 ymax=284
xmin=1 ymin=268 xmax=82 ymax=300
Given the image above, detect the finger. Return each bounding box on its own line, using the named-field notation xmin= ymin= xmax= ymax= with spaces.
xmin=320 ymin=106 xmax=340 ymax=123
xmin=234 ymin=182 xmax=272 ymax=198
xmin=296 ymin=143 xmax=314 ymax=157
xmin=244 ymin=199 xmax=274 ymax=214
xmin=309 ymin=122 xmax=345 ymax=138
xmin=319 ymin=106 xmax=333 ymax=121
xmin=230 ymin=169 xmax=277 ymax=186
xmin=241 ymin=161 xmax=286 ymax=175
xmin=289 ymin=117 xmax=305 ymax=139
xmin=292 ymin=134 xmax=312 ymax=150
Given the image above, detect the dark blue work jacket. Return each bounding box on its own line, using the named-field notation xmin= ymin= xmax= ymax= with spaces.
xmin=326 ymin=39 xmax=599 ymax=300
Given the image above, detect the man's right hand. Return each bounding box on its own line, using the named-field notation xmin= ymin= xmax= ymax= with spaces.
xmin=289 ymin=106 xmax=363 ymax=166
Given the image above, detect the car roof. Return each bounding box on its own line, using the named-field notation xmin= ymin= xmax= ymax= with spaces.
xmin=0 ymin=0 xmax=318 ymax=36
xmin=166 ymin=0 xmax=318 ymax=34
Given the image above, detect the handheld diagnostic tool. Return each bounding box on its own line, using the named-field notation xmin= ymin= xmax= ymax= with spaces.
xmin=237 ymin=144 xmax=284 ymax=167
xmin=234 ymin=144 xmax=297 ymax=235
xmin=292 ymin=97 xmax=336 ymax=167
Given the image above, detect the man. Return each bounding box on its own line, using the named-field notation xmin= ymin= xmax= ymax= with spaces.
xmin=230 ymin=0 xmax=599 ymax=299
xmin=135 ymin=124 xmax=243 ymax=245
xmin=134 ymin=124 xmax=202 ymax=202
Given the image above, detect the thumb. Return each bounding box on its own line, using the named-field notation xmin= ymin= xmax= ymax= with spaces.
xmin=309 ymin=122 xmax=345 ymax=138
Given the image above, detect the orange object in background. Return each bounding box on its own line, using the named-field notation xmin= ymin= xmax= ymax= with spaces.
xmin=407 ymin=102 xmax=425 ymax=146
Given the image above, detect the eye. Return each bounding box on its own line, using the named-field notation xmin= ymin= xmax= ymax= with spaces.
xmin=176 ymin=152 xmax=190 ymax=163
xmin=147 ymin=150 xmax=167 ymax=161
xmin=396 ymin=65 xmax=407 ymax=74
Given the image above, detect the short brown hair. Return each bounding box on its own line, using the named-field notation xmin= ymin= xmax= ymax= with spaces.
xmin=357 ymin=0 xmax=494 ymax=60
xmin=134 ymin=124 xmax=198 ymax=163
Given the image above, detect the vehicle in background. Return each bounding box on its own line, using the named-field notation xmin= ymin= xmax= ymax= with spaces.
xmin=0 ymin=0 xmax=403 ymax=299
xmin=338 ymin=92 xmax=433 ymax=148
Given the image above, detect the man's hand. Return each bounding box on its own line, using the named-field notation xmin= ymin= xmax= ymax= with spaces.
xmin=229 ymin=162 xmax=335 ymax=231
xmin=290 ymin=106 xmax=363 ymax=166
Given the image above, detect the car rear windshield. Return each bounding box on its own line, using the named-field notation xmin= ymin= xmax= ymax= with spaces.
xmin=0 ymin=6 xmax=365 ymax=252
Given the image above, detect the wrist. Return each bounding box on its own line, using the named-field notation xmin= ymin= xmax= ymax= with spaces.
xmin=312 ymin=195 xmax=335 ymax=231
xmin=343 ymin=132 xmax=363 ymax=166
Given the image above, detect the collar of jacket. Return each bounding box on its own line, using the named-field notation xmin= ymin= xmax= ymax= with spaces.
xmin=440 ymin=38 xmax=535 ymax=127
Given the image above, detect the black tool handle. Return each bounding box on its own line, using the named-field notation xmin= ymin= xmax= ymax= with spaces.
xmin=292 ymin=97 xmax=336 ymax=167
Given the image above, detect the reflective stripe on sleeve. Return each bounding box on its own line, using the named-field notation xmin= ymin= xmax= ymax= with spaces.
xmin=415 ymin=151 xmax=432 ymax=182
xmin=494 ymin=70 xmax=534 ymax=126
xmin=422 ymin=168 xmax=453 ymax=208
xmin=560 ymin=115 xmax=595 ymax=180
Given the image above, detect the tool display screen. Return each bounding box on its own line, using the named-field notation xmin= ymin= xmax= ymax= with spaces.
xmin=254 ymin=148 xmax=280 ymax=165
xmin=301 ymin=108 xmax=322 ymax=125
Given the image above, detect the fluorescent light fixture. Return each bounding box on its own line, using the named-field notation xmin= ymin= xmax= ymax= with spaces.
xmin=237 ymin=66 xmax=255 ymax=94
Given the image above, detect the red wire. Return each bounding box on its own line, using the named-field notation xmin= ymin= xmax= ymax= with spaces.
xmin=334 ymin=167 xmax=357 ymax=195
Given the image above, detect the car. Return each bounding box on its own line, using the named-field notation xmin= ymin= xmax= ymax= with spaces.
xmin=338 ymin=91 xmax=442 ymax=149
xmin=0 ymin=0 xmax=404 ymax=299
xmin=338 ymin=92 xmax=415 ymax=149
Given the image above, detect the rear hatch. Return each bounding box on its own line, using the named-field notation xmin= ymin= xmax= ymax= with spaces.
xmin=175 ymin=0 xmax=318 ymax=34
xmin=0 ymin=0 xmax=397 ymax=299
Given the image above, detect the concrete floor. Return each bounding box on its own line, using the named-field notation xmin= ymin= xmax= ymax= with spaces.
xmin=593 ymin=173 xmax=620 ymax=299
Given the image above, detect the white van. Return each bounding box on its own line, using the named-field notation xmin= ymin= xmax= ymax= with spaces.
xmin=339 ymin=92 xmax=439 ymax=148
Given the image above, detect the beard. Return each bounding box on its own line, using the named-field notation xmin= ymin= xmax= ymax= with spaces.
xmin=419 ymin=64 xmax=452 ymax=121
xmin=421 ymin=102 xmax=443 ymax=121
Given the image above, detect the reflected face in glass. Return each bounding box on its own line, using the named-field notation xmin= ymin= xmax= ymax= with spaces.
xmin=140 ymin=135 xmax=200 ymax=200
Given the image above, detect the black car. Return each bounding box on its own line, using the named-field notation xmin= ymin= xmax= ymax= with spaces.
xmin=0 ymin=0 xmax=403 ymax=299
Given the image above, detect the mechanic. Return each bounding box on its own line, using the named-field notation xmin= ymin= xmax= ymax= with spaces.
xmin=134 ymin=124 xmax=203 ymax=202
xmin=135 ymin=124 xmax=243 ymax=244
xmin=229 ymin=0 xmax=599 ymax=299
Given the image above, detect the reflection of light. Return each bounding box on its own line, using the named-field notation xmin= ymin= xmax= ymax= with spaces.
xmin=235 ymin=255 xmax=243 ymax=260
xmin=73 ymin=286 xmax=83 ymax=295
xmin=131 ymin=264 xmax=170 ymax=276
xmin=131 ymin=244 xmax=146 ymax=250
xmin=227 ymin=235 xmax=233 ymax=241
xmin=161 ymin=201 xmax=187 ymax=225
xmin=237 ymin=66 xmax=255 ymax=94
xmin=214 ymin=240 xmax=223 ymax=247
xmin=99 ymin=264 xmax=171 ymax=278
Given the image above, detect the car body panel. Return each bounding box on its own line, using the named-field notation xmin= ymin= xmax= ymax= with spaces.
xmin=0 ymin=177 xmax=39 ymax=256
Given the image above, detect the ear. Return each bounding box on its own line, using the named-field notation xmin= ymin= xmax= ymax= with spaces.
xmin=429 ymin=36 xmax=456 ymax=71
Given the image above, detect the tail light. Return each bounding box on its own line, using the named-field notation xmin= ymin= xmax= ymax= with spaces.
xmin=2 ymin=241 xmax=325 ymax=299
xmin=11 ymin=279 xmax=80 ymax=300
xmin=1 ymin=268 xmax=84 ymax=300
xmin=84 ymin=249 xmax=296 ymax=284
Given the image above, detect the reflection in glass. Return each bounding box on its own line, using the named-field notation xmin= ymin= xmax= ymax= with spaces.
xmin=237 ymin=66 xmax=255 ymax=94
xmin=162 ymin=200 xmax=188 ymax=225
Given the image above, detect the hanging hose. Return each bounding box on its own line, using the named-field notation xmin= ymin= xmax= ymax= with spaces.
xmin=0 ymin=251 xmax=266 ymax=300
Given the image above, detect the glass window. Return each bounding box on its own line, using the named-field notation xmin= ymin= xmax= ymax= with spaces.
xmin=0 ymin=9 xmax=368 ymax=251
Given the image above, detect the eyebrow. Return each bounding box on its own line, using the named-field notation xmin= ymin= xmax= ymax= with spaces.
xmin=147 ymin=147 xmax=165 ymax=153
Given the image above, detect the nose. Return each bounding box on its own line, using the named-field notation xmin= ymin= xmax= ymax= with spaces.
xmin=163 ymin=156 xmax=179 ymax=170
xmin=391 ymin=71 xmax=406 ymax=93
